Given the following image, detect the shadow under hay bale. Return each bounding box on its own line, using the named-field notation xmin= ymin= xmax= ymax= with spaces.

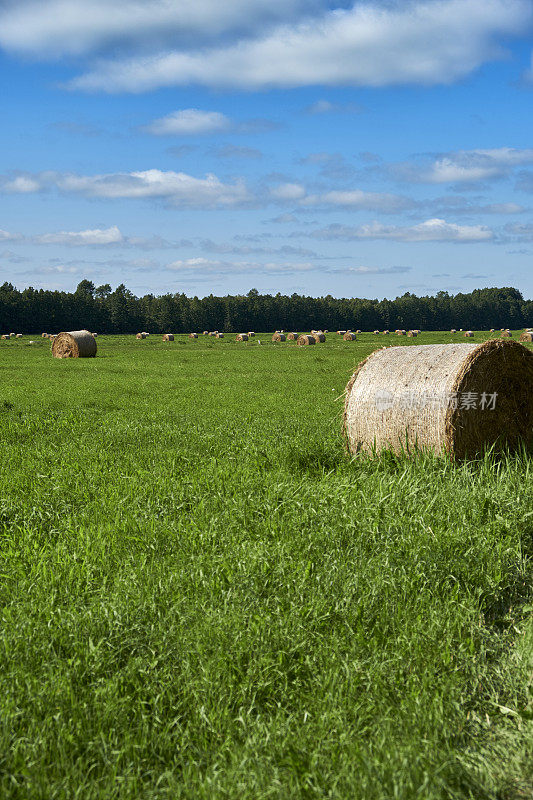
xmin=297 ymin=334 xmax=316 ymax=346
xmin=51 ymin=330 xmax=97 ymax=359
xmin=343 ymin=339 xmax=533 ymax=459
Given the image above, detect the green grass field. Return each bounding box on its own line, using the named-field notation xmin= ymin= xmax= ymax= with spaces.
xmin=0 ymin=331 xmax=531 ymax=799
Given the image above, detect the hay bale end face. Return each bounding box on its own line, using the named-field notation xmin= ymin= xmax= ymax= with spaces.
xmin=162 ymin=333 xmax=175 ymax=341
xmin=343 ymin=332 xmax=357 ymax=341
xmin=236 ymin=333 xmax=249 ymax=341
xmin=297 ymin=334 xmax=316 ymax=346
xmin=51 ymin=330 xmax=97 ymax=359
xmin=520 ymin=332 xmax=533 ymax=342
xmin=344 ymin=339 xmax=533 ymax=459
xmin=272 ymin=332 xmax=286 ymax=342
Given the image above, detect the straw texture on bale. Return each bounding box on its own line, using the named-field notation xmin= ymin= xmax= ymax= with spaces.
xmin=343 ymin=332 xmax=357 ymax=341
xmin=236 ymin=333 xmax=249 ymax=341
xmin=286 ymin=332 xmax=298 ymax=340
xmin=313 ymin=332 xmax=326 ymax=343
xmin=162 ymin=333 xmax=174 ymax=341
xmin=520 ymin=332 xmax=533 ymax=342
xmin=51 ymin=330 xmax=97 ymax=359
xmin=136 ymin=332 xmax=146 ymax=339
xmin=344 ymin=339 xmax=533 ymax=459
xmin=272 ymin=332 xmax=286 ymax=342
xmin=297 ymin=334 xmax=316 ymax=346
xmin=189 ymin=333 xmax=198 ymax=339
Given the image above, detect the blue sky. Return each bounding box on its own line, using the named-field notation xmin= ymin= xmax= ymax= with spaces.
xmin=0 ymin=0 xmax=533 ymax=299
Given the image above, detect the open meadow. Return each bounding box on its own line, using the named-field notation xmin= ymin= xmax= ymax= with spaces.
xmin=0 ymin=331 xmax=531 ymax=799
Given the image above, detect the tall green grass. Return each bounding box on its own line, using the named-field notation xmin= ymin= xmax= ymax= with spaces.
xmin=0 ymin=332 xmax=531 ymax=799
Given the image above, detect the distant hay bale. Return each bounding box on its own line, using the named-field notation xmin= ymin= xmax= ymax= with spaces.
xmin=356 ymin=330 xmax=362 ymax=334
xmin=16 ymin=333 xmax=22 ymax=338
xmin=272 ymin=332 xmax=286 ymax=342
xmin=216 ymin=332 xmax=224 ymax=338
xmin=1 ymin=334 xmax=8 ymax=340
xmin=247 ymin=331 xmax=255 ymax=337
xmin=236 ymin=333 xmax=249 ymax=341
xmin=286 ymin=332 xmax=298 ymax=340
xmin=136 ymin=332 xmax=146 ymax=339
xmin=464 ymin=331 xmax=474 ymax=337
xmin=407 ymin=330 xmax=417 ymax=337
xmin=203 ymin=331 xmax=209 ymax=335
xmin=9 ymin=333 xmax=15 ymax=338
xmin=397 ymin=330 xmax=406 ymax=336
xmin=41 ymin=332 xmax=48 ymax=338
xmin=373 ymin=330 xmax=380 ymax=334
xmin=490 ymin=328 xmax=495 ymax=332
xmin=313 ymin=332 xmax=326 ymax=343
xmin=189 ymin=333 xmax=198 ymax=339
xmin=501 ymin=330 xmax=512 ymax=338
xmin=519 ymin=332 xmax=533 ymax=342
xmin=209 ymin=331 xmax=216 ymax=336
xmin=337 ymin=330 xmax=347 ymax=336
xmin=297 ymin=334 xmax=316 ymax=346
xmin=383 ymin=330 xmax=390 ymax=335
xmin=343 ymin=339 xmax=533 ymax=459
xmin=343 ymin=332 xmax=357 ymax=341
xmin=162 ymin=333 xmax=174 ymax=341
xmin=451 ymin=329 xmax=456 ymax=333
xmin=51 ymin=330 xmax=97 ymax=359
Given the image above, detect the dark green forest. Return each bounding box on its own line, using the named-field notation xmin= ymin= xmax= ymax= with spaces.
xmin=0 ymin=281 xmax=531 ymax=333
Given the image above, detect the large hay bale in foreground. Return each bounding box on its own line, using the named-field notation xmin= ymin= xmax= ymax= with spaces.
xmin=343 ymin=332 xmax=357 ymax=341
xmin=297 ymin=335 xmax=316 ymax=346
xmin=136 ymin=332 xmax=146 ymax=339
xmin=272 ymin=332 xmax=286 ymax=342
xmin=162 ymin=333 xmax=174 ymax=341
xmin=344 ymin=340 xmax=533 ymax=459
xmin=236 ymin=333 xmax=249 ymax=341
xmin=520 ymin=332 xmax=533 ymax=342
xmin=51 ymin=330 xmax=97 ymax=359
xmin=313 ymin=332 xmax=326 ymax=343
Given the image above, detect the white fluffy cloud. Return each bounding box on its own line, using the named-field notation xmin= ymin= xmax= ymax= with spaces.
xmin=144 ymin=109 xmax=231 ymax=136
xmin=0 ymin=169 xmax=251 ymax=208
xmin=65 ymin=0 xmax=530 ymax=92
xmin=0 ymin=229 xmax=22 ymax=241
xmin=395 ymin=147 xmax=533 ymax=184
xmin=0 ymin=0 xmax=311 ymax=56
xmin=35 ymin=226 xmax=124 ymax=245
xmin=311 ymin=218 xmax=494 ymax=242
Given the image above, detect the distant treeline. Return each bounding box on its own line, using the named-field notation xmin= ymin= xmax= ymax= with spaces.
xmin=0 ymin=281 xmax=531 ymax=334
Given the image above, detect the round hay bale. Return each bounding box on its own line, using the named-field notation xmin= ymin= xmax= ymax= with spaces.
xmin=490 ymin=328 xmax=495 ymax=332
xmin=464 ymin=331 xmax=474 ymax=337
xmin=356 ymin=330 xmax=362 ymax=334
xmin=209 ymin=331 xmax=216 ymax=336
xmin=136 ymin=332 xmax=146 ymax=339
xmin=343 ymin=339 xmax=533 ymax=459
xmin=162 ymin=333 xmax=175 ymax=341
xmin=373 ymin=330 xmax=380 ymax=334
xmin=41 ymin=332 xmax=48 ymax=338
xmin=343 ymin=332 xmax=357 ymax=341
xmin=203 ymin=331 xmax=209 ymax=335
xmin=272 ymin=332 xmax=286 ymax=342
xmin=451 ymin=329 xmax=456 ymax=333
xmin=519 ymin=332 xmax=533 ymax=342
xmin=383 ymin=330 xmax=390 ymax=335
xmin=286 ymin=332 xmax=298 ymax=341
xmin=1 ymin=334 xmax=8 ymax=340
xmin=407 ymin=330 xmax=417 ymax=337
xmin=313 ymin=332 xmax=326 ymax=343
xmin=247 ymin=331 xmax=255 ymax=337
xmin=216 ymin=332 xmax=224 ymax=338
xmin=51 ymin=330 xmax=97 ymax=359
xmin=337 ymin=330 xmax=347 ymax=336
xmin=189 ymin=333 xmax=198 ymax=339
xmin=16 ymin=333 xmax=22 ymax=338
xmin=501 ymin=330 xmax=512 ymax=338
xmin=236 ymin=333 xmax=249 ymax=341
xmin=297 ymin=334 xmax=316 ymax=346
xmin=397 ymin=330 xmax=406 ymax=336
